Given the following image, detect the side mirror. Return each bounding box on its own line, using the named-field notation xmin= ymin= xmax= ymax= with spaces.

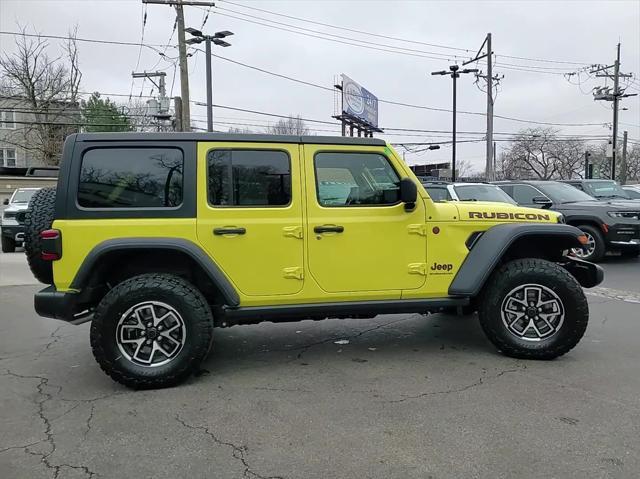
xmin=532 ymin=196 xmax=552 ymax=209
xmin=2 ymin=198 xmax=8 ymax=205
xmin=400 ymin=178 xmax=417 ymax=211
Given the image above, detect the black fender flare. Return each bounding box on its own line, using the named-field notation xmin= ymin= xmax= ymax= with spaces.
xmin=70 ymin=238 xmax=240 ymax=307
xmin=448 ymin=223 xmax=586 ymax=297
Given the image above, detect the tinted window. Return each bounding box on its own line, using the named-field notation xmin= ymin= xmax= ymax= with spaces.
xmin=512 ymin=184 xmax=544 ymax=205
xmin=424 ymin=185 xmax=451 ymax=202
xmin=624 ymin=187 xmax=640 ymax=199
xmin=208 ymin=150 xmax=290 ymax=206
xmin=315 ymin=153 xmax=400 ymax=206
xmin=454 ymin=184 xmax=516 ymax=204
xmin=583 ymin=180 xmax=629 ymax=199
xmin=536 ymin=182 xmax=594 ymax=203
xmin=78 ymin=148 xmax=183 ymax=208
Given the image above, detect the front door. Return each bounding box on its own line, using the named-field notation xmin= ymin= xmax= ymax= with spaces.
xmin=304 ymin=145 xmax=427 ymax=296
xmin=196 ymin=142 xmax=304 ymax=297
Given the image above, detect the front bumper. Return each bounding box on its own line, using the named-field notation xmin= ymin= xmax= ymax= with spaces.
xmin=1 ymin=224 xmax=25 ymax=243
xmin=606 ymin=223 xmax=640 ymax=248
xmin=561 ymin=257 xmax=604 ymax=288
xmin=34 ymin=286 xmax=92 ymax=324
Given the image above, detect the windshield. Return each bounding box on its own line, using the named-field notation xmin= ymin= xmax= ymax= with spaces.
xmin=536 ymin=182 xmax=595 ymax=204
xmin=454 ymin=184 xmax=516 ymax=205
xmin=11 ymin=189 xmax=38 ymax=204
xmin=423 ymin=185 xmax=451 ymax=202
xmin=583 ymin=180 xmax=630 ymax=199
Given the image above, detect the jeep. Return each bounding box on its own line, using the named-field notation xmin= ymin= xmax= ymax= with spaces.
xmin=26 ymin=133 xmax=603 ymax=389
xmin=495 ymin=180 xmax=640 ymax=261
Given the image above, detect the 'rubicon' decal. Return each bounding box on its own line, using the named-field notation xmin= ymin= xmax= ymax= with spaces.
xmin=468 ymin=212 xmax=551 ymax=221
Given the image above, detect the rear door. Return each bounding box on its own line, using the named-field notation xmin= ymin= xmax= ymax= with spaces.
xmin=196 ymin=142 xmax=304 ymax=297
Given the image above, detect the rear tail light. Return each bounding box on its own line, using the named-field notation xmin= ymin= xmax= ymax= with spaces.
xmin=40 ymin=229 xmax=62 ymax=261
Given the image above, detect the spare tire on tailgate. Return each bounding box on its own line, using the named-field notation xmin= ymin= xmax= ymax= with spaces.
xmin=24 ymin=187 xmax=57 ymax=284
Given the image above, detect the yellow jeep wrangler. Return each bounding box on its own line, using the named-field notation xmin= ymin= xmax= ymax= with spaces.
xmin=25 ymin=133 xmax=603 ymax=388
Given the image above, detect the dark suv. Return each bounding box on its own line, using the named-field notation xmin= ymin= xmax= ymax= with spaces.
xmin=495 ymin=180 xmax=640 ymax=262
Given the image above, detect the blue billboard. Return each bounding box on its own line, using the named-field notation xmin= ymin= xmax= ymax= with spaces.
xmin=341 ymin=74 xmax=379 ymax=128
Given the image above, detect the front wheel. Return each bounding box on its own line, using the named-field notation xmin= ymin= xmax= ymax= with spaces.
xmin=90 ymin=274 xmax=213 ymax=389
xmin=478 ymin=258 xmax=588 ymax=360
xmin=570 ymin=224 xmax=605 ymax=262
xmin=1 ymin=235 xmax=16 ymax=253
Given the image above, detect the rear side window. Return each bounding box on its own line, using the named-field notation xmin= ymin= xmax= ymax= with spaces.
xmin=78 ymin=148 xmax=183 ymax=208
xmin=207 ymin=149 xmax=291 ymax=207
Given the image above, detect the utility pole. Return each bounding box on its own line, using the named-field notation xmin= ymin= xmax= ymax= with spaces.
xmin=464 ymin=33 xmax=501 ymax=181
xmin=620 ymin=130 xmax=628 ymax=185
xmin=175 ymin=2 xmax=191 ymax=131
xmin=143 ymin=1 xmax=217 ymax=132
xmin=173 ymin=96 xmax=183 ymax=131
xmin=591 ymin=43 xmax=637 ymax=181
xmin=584 ymin=151 xmax=591 ymax=179
xmin=431 ymin=64 xmax=478 ymax=182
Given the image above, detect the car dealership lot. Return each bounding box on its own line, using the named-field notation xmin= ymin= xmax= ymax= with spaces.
xmin=1 ymin=251 xmax=639 ymax=479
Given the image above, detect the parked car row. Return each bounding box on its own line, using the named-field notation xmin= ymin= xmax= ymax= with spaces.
xmin=422 ymin=179 xmax=640 ymax=262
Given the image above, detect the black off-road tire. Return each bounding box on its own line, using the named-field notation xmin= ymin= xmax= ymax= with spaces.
xmin=478 ymin=258 xmax=589 ymax=360
xmin=575 ymin=224 xmax=606 ymax=263
xmin=90 ymin=274 xmax=213 ymax=389
xmin=1 ymin=235 xmax=16 ymax=253
xmin=23 ymin=187 xmax=57 ymax=284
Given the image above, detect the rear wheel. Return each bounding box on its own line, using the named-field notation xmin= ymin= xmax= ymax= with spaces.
xmin=478 ymin=258 xmax=588 ymax=360
xmin=90 ymin=274 xmax=213 ymax=389
xmin=23 ymin=187 xmax=57 ymax=283
xmin=1 ymin=235 xmax=16 ymax=253
xmin=570 ymin=224 xmax=605 ymax=262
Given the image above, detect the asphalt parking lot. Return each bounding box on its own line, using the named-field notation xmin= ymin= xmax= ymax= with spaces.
xmin=1 ymin=250 xmax=639 ymax=479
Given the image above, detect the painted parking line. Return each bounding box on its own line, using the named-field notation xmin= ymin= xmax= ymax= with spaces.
xmin=586 ymin=286 xmax=640 ymax=304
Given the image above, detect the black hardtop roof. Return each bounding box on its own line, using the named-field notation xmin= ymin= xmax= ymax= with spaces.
xmin=72 ymin=132 xmax=387 ymax=146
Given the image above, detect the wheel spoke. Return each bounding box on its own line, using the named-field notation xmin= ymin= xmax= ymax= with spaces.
xmin=501 ymin=283 xmax=565 ymax=342
xmin=115 ymin=301 xmax=187 ymax=368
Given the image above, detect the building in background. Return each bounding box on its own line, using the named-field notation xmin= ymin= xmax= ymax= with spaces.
xmin=0 ymin=95 xmax=80 ymax=168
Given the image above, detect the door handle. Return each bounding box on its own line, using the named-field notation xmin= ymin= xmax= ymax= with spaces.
xmin=213 ymin=227 xmax=246 ymax=236
xmin=314 ymin=225 xmax=344 ymax=234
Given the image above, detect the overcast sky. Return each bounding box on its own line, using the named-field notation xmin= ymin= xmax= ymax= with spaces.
xmin=1 ymin=0 xmax=639 ymax=171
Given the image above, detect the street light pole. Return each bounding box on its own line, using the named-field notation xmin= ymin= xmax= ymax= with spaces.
xmin=452 ymin=68 xmax=457 ymax=181
xmin=205 ymin=36 xmax=213 ymax=132
xmin=431 ymin=64 xmax=477 ymax=182
xmin=185 ymin=28 xmax=233 ymax=132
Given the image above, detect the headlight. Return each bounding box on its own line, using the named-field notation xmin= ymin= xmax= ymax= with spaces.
xmin=608 ymin=211 xmax=640 ymax=220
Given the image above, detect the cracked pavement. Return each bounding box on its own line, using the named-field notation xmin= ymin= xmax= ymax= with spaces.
xmin=1 ymin=252 xmax=640 ymax=478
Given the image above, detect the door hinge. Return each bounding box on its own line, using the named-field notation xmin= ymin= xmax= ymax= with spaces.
xmin=408 ymin=263 xmax=427 ymax=275
xmin=408 ymin=224 xmax=427 ymax=236
xmin=283 ymin=225 xmax=303 ymax=239
xmin=283 ymin=267 xmax=304 ymax=280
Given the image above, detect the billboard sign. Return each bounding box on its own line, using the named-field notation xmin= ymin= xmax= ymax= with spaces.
xmin=341 ymin=74 xmax=379 ymax=128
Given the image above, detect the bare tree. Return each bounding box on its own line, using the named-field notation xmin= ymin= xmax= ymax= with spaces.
xmin=265 ymin=115 xmax=310 ymax=135
xmin=499 ymin=127 xmax=586 ymax=180
xmin=0 ymin=27 xmax=82 ymax=165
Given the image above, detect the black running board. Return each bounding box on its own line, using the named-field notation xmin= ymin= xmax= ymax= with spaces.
xmin=219 ymin=297 xmax=469 ymax=326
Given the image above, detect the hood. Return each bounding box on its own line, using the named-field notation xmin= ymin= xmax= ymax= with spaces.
xmin=4 ymin=203 xmax=30 ymax=214
xmin=558 ymin=200 xmax=640 ymax=211
xmin=455 ymin=201 xmax=561 ymax=223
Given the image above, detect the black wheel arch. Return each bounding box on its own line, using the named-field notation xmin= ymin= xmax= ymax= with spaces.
xmin=71 ymin=238 xmax=240 ymax=308
xmin=449 ymin=223 xmax=596 ymax=296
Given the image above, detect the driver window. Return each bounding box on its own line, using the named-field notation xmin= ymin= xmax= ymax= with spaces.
xmin=314 ymin=152 xmax=400 ymax=207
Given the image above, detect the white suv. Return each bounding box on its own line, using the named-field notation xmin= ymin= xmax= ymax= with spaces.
xmin=422 ymin=182 xmax=517 ymax=205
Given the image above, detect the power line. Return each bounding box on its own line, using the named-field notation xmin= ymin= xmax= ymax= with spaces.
xmin=219 ymin=0 xmax=590 ymax=66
